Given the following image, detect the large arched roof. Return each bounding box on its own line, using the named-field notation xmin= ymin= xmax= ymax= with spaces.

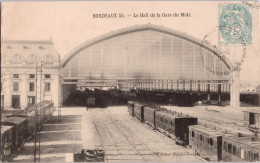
xmin=61 ymin=24 xmax=231 ymax=69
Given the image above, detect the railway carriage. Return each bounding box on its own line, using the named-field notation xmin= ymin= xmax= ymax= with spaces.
xmin=222 ymin=133 xmax=260 ymax=162
xmin=143 ymin=106 xmax=163 ymax=128
xmin=155 ymin=111 xmax=197 ymax=144
xmin=127 ymin=101 xmax=134 ymax=116
xmin=134 ymin=103 xmax=145 ymax=122
xmin=48 ymin=102 xmax=55 ymax=116
xmin=8 ymin=101 xmax=54 ymax=135
xmin=26 ymin=111 xmax=36 ymax=135
xmin=1 ymin=101 xmax=55 ymax=162
xmin=243 ymin=109 xmax=260 ymax=133
xmin=189 ymin=125 xmax=223 ymax=161
xmin=42 ymin=101 xmax=54 ymax=124
xmin=8 ymin=112 xmax=35 ymax=137
xmin=1 ymin=126 xmax=13 ymax=155
xmin=2 ymin=117 xmax=28 ymax=151
xmin=155 ymin=111 xmax=174 ymax=133
xmin=38 ymin=101 xmax=52 ymax=125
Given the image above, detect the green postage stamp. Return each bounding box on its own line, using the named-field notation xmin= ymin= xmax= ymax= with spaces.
xmin=219 ymin=3 xmax=252 ymax=44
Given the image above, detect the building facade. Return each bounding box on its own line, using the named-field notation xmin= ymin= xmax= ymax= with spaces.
xmin=1 ymin=40 xmax=60 ymax=110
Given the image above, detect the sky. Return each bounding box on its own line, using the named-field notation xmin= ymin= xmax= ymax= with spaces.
xmin=1 ymin=1 xmax=260 ymax=83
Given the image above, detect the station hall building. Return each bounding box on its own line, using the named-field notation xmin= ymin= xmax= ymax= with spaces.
xmin=60 ymin=24 xmax=240 ymax=107
xmin=1 ymin=40 xmax=60 ymax=110
xmin=1 ymin=24 xmax=241 ymax=110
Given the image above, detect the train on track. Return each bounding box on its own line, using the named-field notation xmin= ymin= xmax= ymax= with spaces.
xmin=1 ymin=101 xmax=54 ymax=161
xmin=128 ymin=101 xmax=260 ymax=162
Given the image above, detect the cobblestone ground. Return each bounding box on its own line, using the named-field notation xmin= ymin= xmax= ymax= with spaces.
xmin=11 ymin=106 xmax=204 ymax=162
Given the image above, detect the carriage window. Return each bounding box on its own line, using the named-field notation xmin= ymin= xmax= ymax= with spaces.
xmin=200 ymin=135 xmax=203 ymax=141
xmin=253 ymin=153 xmax=259 ymax=162
xmin=4 ymin=137 xmax=7 ymax=144
xmin=228 ymin=143 xmax=232 ymax=154
xmin=209 ymin=138 xmax=213 ymax=146
xmin=249 ymin=151 xmax=253 ymax=161
xmin=240 ymin=148 xmax=245 ymax=159
xmin=192 ymin=131 xmax=195 ymax=137
xmin=233 ymin=145 xmax=237 ymax=156
xmin=224 ymin=142 xmax=227 ymax=152
xmin=245 ymin=150 xmax=249 ymax=161
xmin=160 ymin=117 xmax=163 ymax=122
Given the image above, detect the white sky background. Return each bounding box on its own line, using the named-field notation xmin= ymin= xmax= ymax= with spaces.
xmin=1 ymin=1 xmax=260 ymax=83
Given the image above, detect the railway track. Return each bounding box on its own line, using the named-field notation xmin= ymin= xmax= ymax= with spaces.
xmin=87 ymin=108 xmax=205 ymax=162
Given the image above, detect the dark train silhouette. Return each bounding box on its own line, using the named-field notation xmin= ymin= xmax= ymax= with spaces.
xmin=128 ymin=101 xmax=260 ymax=162
xmin=1 ymin=101 xmax=54 ymax=161
xmin=64 ymin=89 xmax=260 ymax=108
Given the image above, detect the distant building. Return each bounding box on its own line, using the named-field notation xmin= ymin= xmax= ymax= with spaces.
xmin=1 ymin=40 xmax=60 ymax=110
xmin=240 ymin=83 xmax=259 ymax=94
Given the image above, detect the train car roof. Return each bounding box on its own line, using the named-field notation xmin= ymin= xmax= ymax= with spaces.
xmin=7 ymin=114 xmax=28 ymax=118
xmin=156 ymin=110 xmax=196 ymax=119
xmin=223 ymin=134 xmax=260 ymax=150
xmin=189 ymin=125 xmax=223 ymax=137
xmin=144 ymin=106 xmax=164 ymax=111
xmin=1 ymin=125 xmax=13 ymax=134
xmin=2 ymin=116 xmax=28 ymax=126
xmin=134 ymin=103 xmax=145 ymax=107
xmin=14 ymin=101 xmax=52 ymax=114
xmin=243 ymin=108 xmax=260 ymax=114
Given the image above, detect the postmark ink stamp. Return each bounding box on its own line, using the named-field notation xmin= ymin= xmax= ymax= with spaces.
xmin=200 ymin=27 xmax=247 ymax=75
xmin=219 ymin=3 xmax=252 ymax=44
xmin=242 ymin=1 xmax=260 ymax=9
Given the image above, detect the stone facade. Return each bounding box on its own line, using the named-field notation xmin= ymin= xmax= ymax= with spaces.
xmin=1 ymin=40 xmax=60 ymax=110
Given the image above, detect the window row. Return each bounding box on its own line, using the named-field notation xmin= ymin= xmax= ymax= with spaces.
xmin=223 ymin=141 xmax=259 ymax=161
xmin=12 ymin=74 xmax=51 ymax=79
xmin=12 ymin=54 xmax=53 ymax=63
xmin=191 ymin=130 xmax=214 ymax=146
xmin=10 ymin=95 xmax=36 ymax=108
xmin=13 ymin=82 xmax=51 ymax=92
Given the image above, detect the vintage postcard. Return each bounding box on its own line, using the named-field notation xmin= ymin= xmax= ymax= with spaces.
xmin=1 ymin=1 xmax=260 ymax=162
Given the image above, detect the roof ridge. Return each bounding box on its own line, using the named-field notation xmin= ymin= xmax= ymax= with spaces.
xmin=2 ymin=39 xmax=53 ymax=45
